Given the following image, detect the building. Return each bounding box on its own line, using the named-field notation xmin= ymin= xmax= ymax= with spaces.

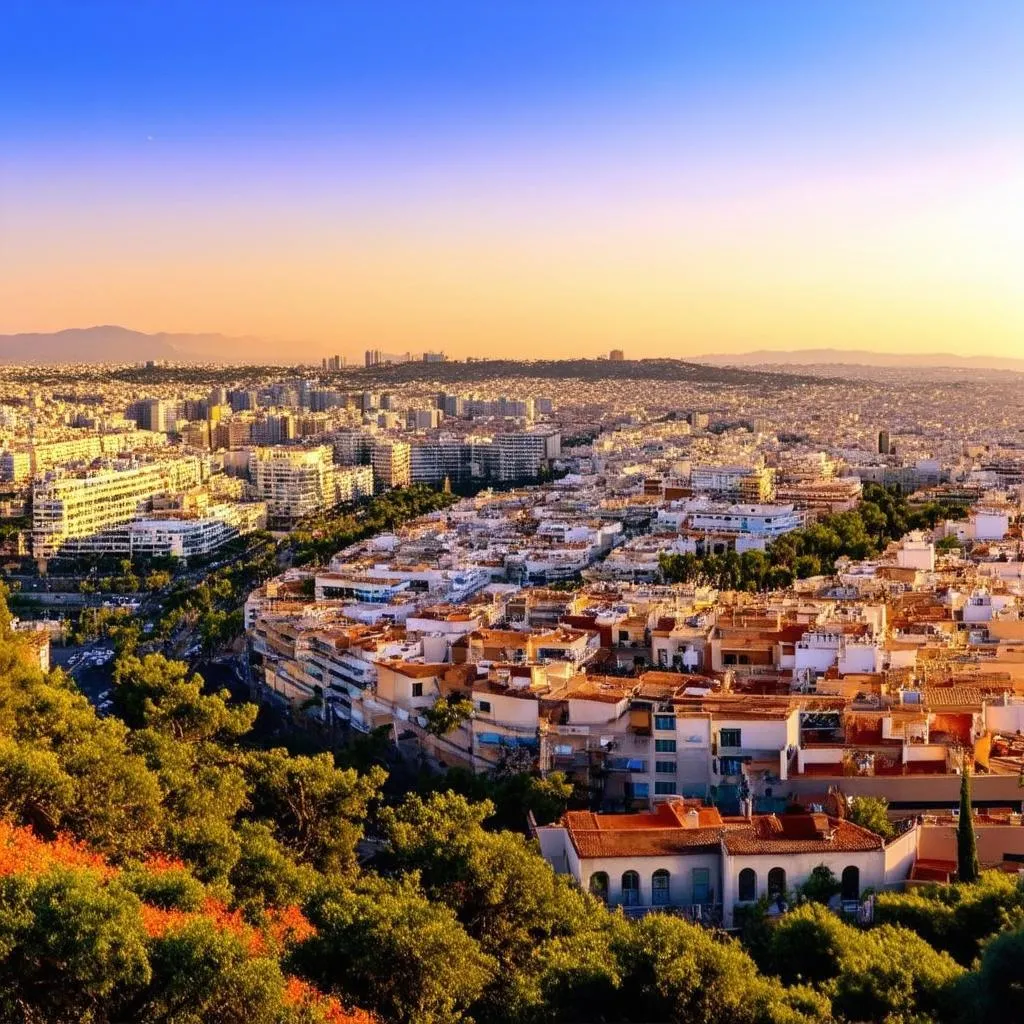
xmin=59 ymin=503 xmax=267 ymax=560
xmin=537 ymin=800 xmax=909 ymax=928
xmin=32 ymin=455 xmax=209 ymax=558
xmin=690 ymin=464 xmax=775 ymax=503
xmin=0 ymin=450 xmax=32 ymax=483
xmin=496 ymin=428 xmax=561 ymax=482
xmin=371 ymin=440 xmax=412 ymax=492
xmin=409 ymin=439 xmax=472 ymax=485
xmin=609 ymin=349 xmax=625 ymax=361
xmin=249 ymin=445 xmax=338 ymax=524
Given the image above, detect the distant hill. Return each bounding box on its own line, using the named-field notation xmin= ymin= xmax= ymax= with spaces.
xmin=0 ymin=326 xmax=277 ymax=364
xmin=695 ymin=348 xmax=1024 ymax=371
xmin=355 ymin=357 xmax=827 ymax=388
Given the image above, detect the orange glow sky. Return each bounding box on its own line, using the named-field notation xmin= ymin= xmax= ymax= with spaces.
xmin=2 ymin=3 xmax=1022 ymax=360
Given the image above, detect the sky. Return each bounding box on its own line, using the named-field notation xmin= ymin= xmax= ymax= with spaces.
xmin=1 ymin=1 xmax=1022 ymax=361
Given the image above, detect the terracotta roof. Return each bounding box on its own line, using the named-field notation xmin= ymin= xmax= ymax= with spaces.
xmin=924 ymin=686 xmax=986 ymax=710
xmin=563 ymin=801 xmax=725 ymax=859
xmin=909 ymin=858 xmax=957 ymax=883
xmin=723 ymin=814 xmax=883 ymax=855
xmin=373 ymin=660 xmax=447 ymax=678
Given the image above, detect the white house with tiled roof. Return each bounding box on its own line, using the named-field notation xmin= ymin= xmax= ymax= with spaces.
xmin=720 ymin=812 xmax=890 ymax=925
xmin=537 ymin=799 xmax=918 ymax=928
xmin=537 ymin=800 xmax=725 ymax=920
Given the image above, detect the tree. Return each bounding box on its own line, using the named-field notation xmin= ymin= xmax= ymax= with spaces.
xmin=0 ymin=738 xmax=75 ymax=836
xmin=140 ymin=917 xmax=291 ymax=1024
xmin=611 ymin=911 xmax=831 ymax=1024
xmin=957 ymin=922 xmax=1024 ymax=1024
xmin=848 ymin=795 xmax=895 ymax=840
xmin=294 ymin=876 xmax=493 ymax=1024
xmin=0 ymin=868 xmax=151 ymax=1024
xmin=799 ymin=865 xmax=841 ymax=905
xmin=379 ymin=791 xmax=597 ymax=965
xmin=245 ymin=749 xmax=385 ymax=873
xmin=873 ymin=871 xmax=1024 ymax=965
xmin=422 ymin=693 xmax=474 ymax=737
xmin=765 ymin=903 xmax=963 ymax=1022
xmin=958 ymin=759 xmax=980 ymax=883
xmin=114 ymin=653 xmax=256 ymax=742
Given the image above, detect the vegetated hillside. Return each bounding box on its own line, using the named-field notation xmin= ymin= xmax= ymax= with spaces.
xmin=355 ymin=357 xmax=830 ymax=388
xmin=0 ymin=587 xmax=1019 ymax=1024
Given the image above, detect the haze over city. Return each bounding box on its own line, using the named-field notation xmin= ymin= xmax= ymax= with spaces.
xmin=3 ymin=1 xmax=1022 ymax=362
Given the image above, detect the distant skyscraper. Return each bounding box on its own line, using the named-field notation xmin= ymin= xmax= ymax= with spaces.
xmin=609 ymin=349 xmax=625 ymax=361
xmin=878 ymin=429 xmax=891 ymax=455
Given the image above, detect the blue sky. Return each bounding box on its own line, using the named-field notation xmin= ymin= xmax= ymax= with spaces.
xmin=2 ymin=2 xmax=1021 ymax=356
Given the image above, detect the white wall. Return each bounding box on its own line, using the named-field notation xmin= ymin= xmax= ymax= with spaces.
xmin=986 ymin=702 xmax=1024 ymax=734
xmin=715 ymin=718 xmax=789 ymax=752
xmin=883 ymin=826 xmax=918 ymax=887
xmin=722 ymin=848 xmax=885 ymax=927
xmin=579 ymin=852 xmax=722 ymax=908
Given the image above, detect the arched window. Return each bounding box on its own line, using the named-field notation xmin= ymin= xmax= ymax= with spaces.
xmin=841 ymin=865 xmax=860 ymax=902
xmin=652 ymin=869 xmax=670 ymax=906
xmin=589 ymin=872 xmax=609 ymax=904
xmin=738 ymin=868 xmax=757 ymax=902
xmin=621 ymin=870 xmax=640 ymax=906
xmin=767 ymin=867 xmax=787 ymax=899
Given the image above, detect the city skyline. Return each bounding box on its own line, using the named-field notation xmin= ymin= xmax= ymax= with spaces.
xmin=2 ymin=2 xmax=1022 ymax=360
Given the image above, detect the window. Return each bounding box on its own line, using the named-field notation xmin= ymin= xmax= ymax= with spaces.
xmin=629 ymin=782 xmax=649 ymax=799
xmin=654 ymin=781 xmax=677 ymax=795
xmin=720 ymin=728 xmax=742 ymax=748
xmin=655 ymin=739 xmax=677 ymax=753
xmin=692 ymin=868 xmax=710 ymax=903
xmin=738 ymin=868 xmax=757 ymax=902
xmin=590 ymin=872 xmax=609 ymax=904
xmin=655 ymin=761 xmax=677 ymax=774
xmin=652 ymin=870 xmax=670 ymax=906
xmin=719 ymin=757 xmax=744 ymax=776
xmin=654 ymin=715 xmax=675 ymax=731
xmin=841 ymin=866 xmax=860 ymax=902
xmin=621 ymin=870 xmax=640 ymax=906
xmin=477 ymin=700 xmax=491 ymax=713
xmin=767 ymin=867 xmax=787 ymax=899
xmin=618 ymin=629 xmax=629 ymax=643
xmin=411 ymin=682 xmax=423 ymax=698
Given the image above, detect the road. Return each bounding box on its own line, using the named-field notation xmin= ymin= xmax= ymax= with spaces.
xmin=51 ymin=641 xmax=118 ymax=714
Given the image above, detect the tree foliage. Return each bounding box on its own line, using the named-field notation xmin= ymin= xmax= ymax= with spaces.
xmin=847 ymin=795 xmax=896 ymax=840
xmin=0 ymin=583 xmax=1017 ymax=1024
xmin=660 ymin=483 xmax=962 ymax=590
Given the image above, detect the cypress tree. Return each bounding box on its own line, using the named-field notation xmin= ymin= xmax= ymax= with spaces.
xmin=957 ymin=756 xmax=980 ymax=883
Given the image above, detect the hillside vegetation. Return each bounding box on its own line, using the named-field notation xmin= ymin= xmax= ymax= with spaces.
xmin=0 ymin=590 xmax=1019 ymax=1023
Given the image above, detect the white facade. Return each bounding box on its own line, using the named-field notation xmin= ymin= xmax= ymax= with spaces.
xmin=32 ymin=455 xmax=209 ymax=557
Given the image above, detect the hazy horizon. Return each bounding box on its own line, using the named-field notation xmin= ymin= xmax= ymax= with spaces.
xmin=2 ymin=2 xmax=1022 ymax=360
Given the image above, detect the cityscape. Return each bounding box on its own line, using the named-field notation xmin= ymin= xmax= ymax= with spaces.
xmin=1 ymin=4 xmax=1022 ymax=1024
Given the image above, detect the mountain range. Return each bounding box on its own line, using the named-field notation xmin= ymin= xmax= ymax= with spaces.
xmin=0 ymin=326 xmax=283 ymax=364
xmin=694 ymin=347 xmax=1024 ymax=371
xmin=3 ymin=327 xmax=1022 ymax=373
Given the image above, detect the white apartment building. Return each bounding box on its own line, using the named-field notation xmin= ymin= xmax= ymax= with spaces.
xmin=32 ymin=455 xmax=209 ymax=558
xmin=249 ymin=445 xmax=337 ymax=522
xmin=409 ymin=439 xmax=472 ymax=485
xmin=335 ymin=465 xmax=375 ymax=504
xmin=690 ymin=464 xmax=775 ymax=502
xmin=56 ymin=501 xmax=267 ymax=560
xmin=496 ymin=428 xmax=561 ymax=481
xmin=371 ymin=439 xmax=412 ymax=491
